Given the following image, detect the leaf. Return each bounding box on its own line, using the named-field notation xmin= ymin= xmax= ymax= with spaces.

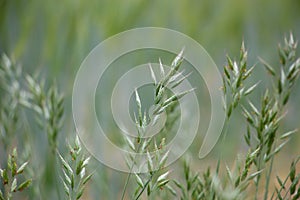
xmin=225 ymin=165 xmax=233 ymax=183
xmin=82 ymin=157 xmax=90 ymax=168
xmin=168 ymin=69 xmax=185 ymax=83
xmin=290 ymin=161 xmax=296 ymax=182
xmin=275 ymin=187 xmax=283 ymax=200
xmin=82 ymin=173 xmax=93 ymax=185
xmin=154 ymin=101 xmax=176 ymax=115
xmin=80 ymin=168 xmax=86 ymax=179
xmin=183 ymin=159 xmax=190 ymax=180
xmin=274 ymin=140 xmax=290 ymax=154
xmin=248 ymin=100 xmax=260 ymax=116
xmin=147 ymin=151 xmax=153 ymax=172
xmin=63 ymin=170 xmax=71 ymax=185
xmin=125 ymin=136 xmax=135 ymax=151
xmin=240 ymin=41 xmax=246 ymax=60
xmin=159 ymin=58 xmax=165 ymax=77
xmin=17 ymin=161 xmax=28 ymax=174
xmin=159 ymin=150 xmax=169 ymax=168
xmin=173 ymin=179 xmax=184 ymax=190
xmin=259 ymin=57 xmax=276 ymax=76
xmin=75 ymin=135 xmax=81 ymax=150
xmin=157 ymin=179 xmax=169 ymax=188
xmin=149 ymin=63 xmax=156 ymax=84
xmin=243 ymin=65 xmax=256 ymax=80
xmin=277 ymin=79 xmax=283 ymax=95
xmin=157 ymin=171 xmax=169 ymax=183
xmin=11 ymin=178 xmax=17 ymax=192
xmin=233 ymin=61 xmax=239 ymax=76
xmin=147 ymin=182 xmax=151 ymax=196
xmin=162 ymin=50 xmax=184 ymax=86
xmin=2 ymin=169 xmax=8 ymax=184
xmin=141 ymin=138 xmax=152 ymax=152
xmin=17 ymin=179 xmax=32 ymax=191
xmin=162 ymin=88 xmax=195 ymax=107
xmin=12 ymin=148 xmax=17 ymax=159
xmin=290 ymin=176 xmax=298 ymax=195
xmin=276 ymin=176 xmax=285 ymax=189
xmin=246 ymin=170 xmax=263 ymax=181
xmin=281 ymin=67 xmax=286 ymax=86
xmin=25 ymin=75 xmax=36 ymax=89
xmin=7 ymin=155 xmax=12 ymax=172
xmin=135 ymin=89 xmax=143 ymax=126
xmin=155 ymin=85 xmax=164 ymax=104
xmin=265 ymin=140 xmax=288 ymax=162
xmin=135 ymin=89 xmax=141 ymax=108
xmin=0 ymin=190 xmax=4 ymax=200
xmin=58 ymin=152 xmax=73 ymax=174
xmin=224 ymin=66 xmax=231 ymax=80
xmin=287 ymin=60 xmax=298 ymax=79
xmin=71 ymin=174 xmax=74 ymax=189
xmin=293 ymin=187 xmax=300 ymax=200
xmin=76 ymin=159 xmax=84 ymax=175
xmin=76 ymin=187 xmax=84 ymax=199
xmin=134 ymin=185 xmax=141 ymax=197
xmin=166 ymin=185 xmax=177 ymax=196
xmin=245 ymin=81 xmax=260 ymax=96
xmin=250 ymin=147 xmax=260 ymax=158
xmin=241 ymin=106 xmax=254 ymax=126
xmin=227 ymin=104 xmax=232 ymax=118
xmin=226 ymin=55 xmax=234 ymax=70
xmin=2 ymin=54 xmax=12 ymax=69
xmin=171 ymin=72 xmax=192 ymax=89
xmin=283 ymin=91 xmax=290 ymax=105
xmin=134 ymin=173 xmax=144 ymax=188
xmin=280 ymin=129 xmax=298 ymax=139
xmin=62 ymin=179 xmax=70 ymax=196
xmin=171 ymin=48 xmax=184 ymax=68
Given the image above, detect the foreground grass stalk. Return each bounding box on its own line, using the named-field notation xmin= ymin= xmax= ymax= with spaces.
xmin=173 ymin=34 xmax=300 ymax=200
xmin=122 ymin=51 xmax=189 ymax=199
xmin=261 ymin=33 xmax=300 ymax=200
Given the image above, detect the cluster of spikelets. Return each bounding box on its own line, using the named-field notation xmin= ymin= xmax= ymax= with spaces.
xmin=122 ymin=49 xmax=193 ymax=199
xmin=58 ymin=136 xmax=93 ymax=200
xmin=0 ymin=148 xmax=31 ymax=200
xmin=0 ymin=55 xmax=92 ymax=200
xmin=122 ymin=34 xmax=300 ymax=199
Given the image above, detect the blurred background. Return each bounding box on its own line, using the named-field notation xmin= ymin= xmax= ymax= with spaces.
xmin=1 ymin=0 xmax=300 ymax=199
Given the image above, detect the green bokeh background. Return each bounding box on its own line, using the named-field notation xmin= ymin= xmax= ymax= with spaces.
xmin=1 ymin=0 xmax=300 ymax=199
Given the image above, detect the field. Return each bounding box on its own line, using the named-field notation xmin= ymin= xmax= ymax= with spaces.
xmin=1 ymin=1 xmax=300 ymax=199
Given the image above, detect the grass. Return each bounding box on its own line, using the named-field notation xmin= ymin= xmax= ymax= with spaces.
xmin=57 ymin=136 xmax=93 ymax=200
xmin=0 ymin=148 xmax=31 ymax=200
xmin=0 ymin=34 xmax=300 ymax=199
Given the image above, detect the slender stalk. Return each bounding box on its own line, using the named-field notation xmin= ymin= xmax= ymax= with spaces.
xmin=281 ymin=179 xmax=296 ymax=200
xmin=275 ymin=157 xmax=300 ymax=200
xmin=4 ymin=180 xmax=10 ymax=200
xmin=54 ymin=151 xmax=62 ymax=200
xmin=276 ymin=183 xmax=289 ymax=200
xmin=120 ymin=163 xmax=134 ymax=200
xmin=135 ymin=173 xmax=154 ymax=200
xmin=254 ymin=148 xmax=263 ymax=200
xmin=121 ymin=141 xmax=145 ymax=200
xmin=264 ymin=145 xmax=276 ymax=199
